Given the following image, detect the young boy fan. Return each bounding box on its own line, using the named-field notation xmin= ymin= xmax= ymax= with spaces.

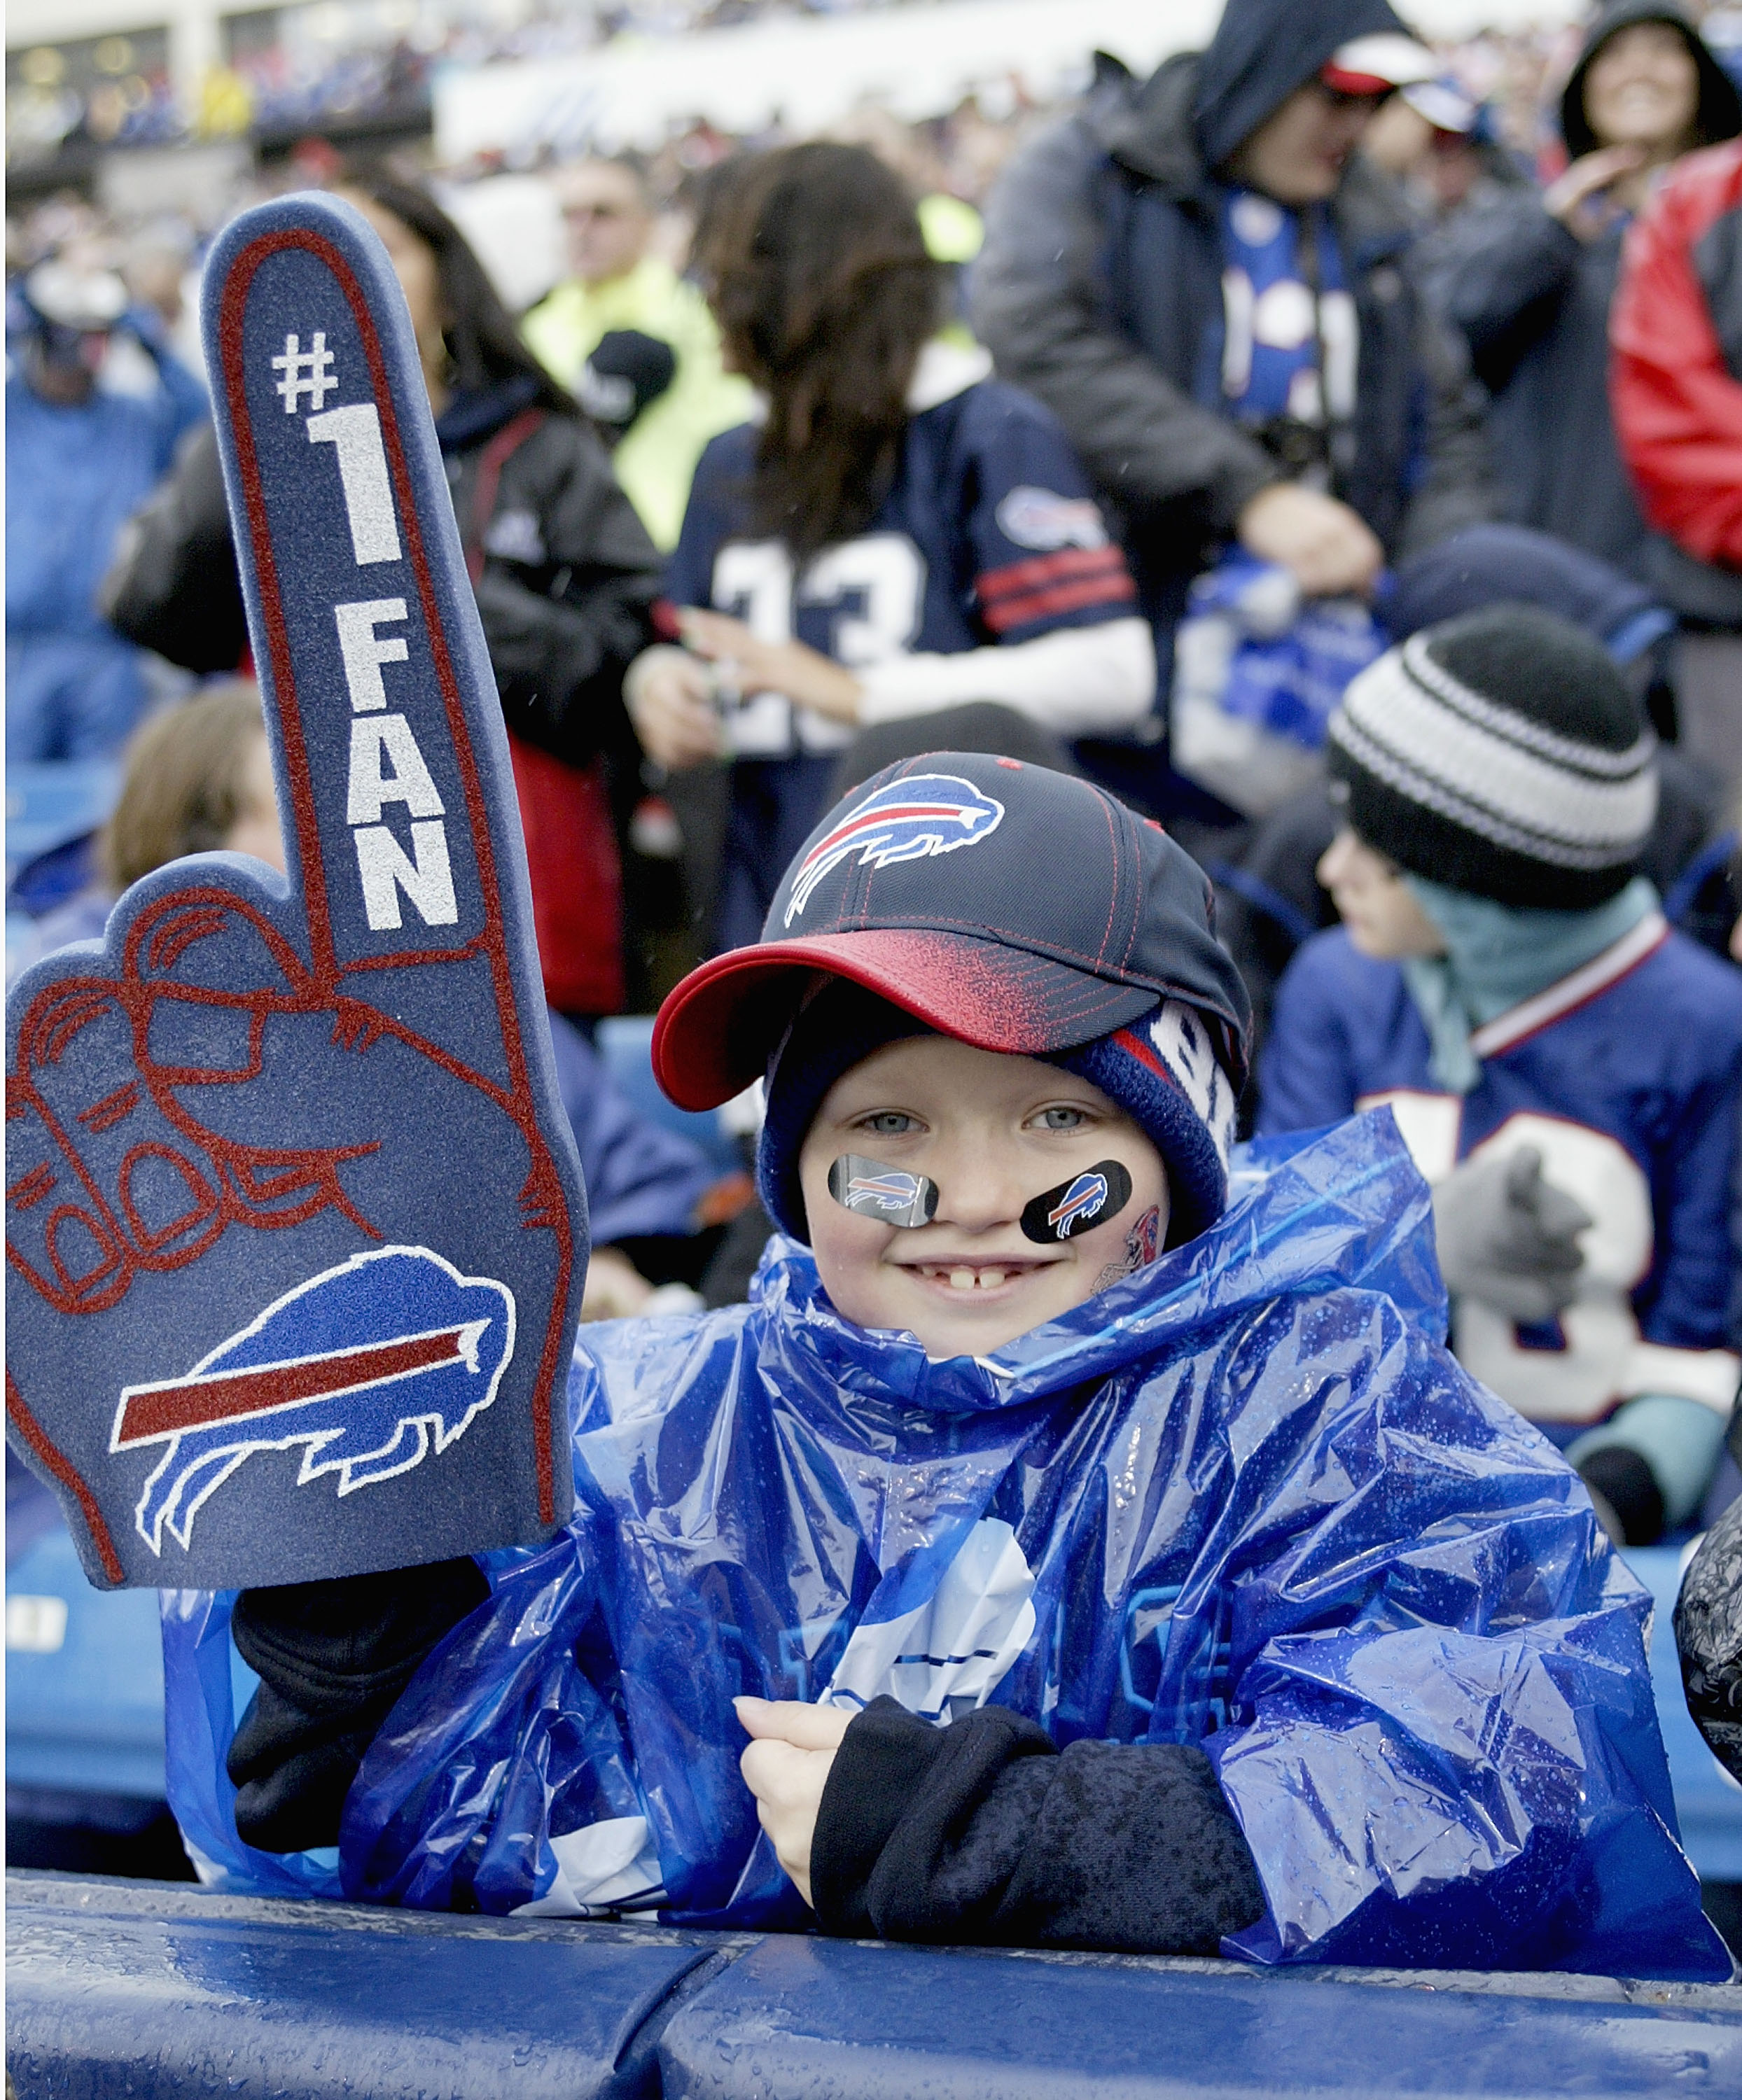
xmin=169 ymin=754 xmax=1728 ymax=1979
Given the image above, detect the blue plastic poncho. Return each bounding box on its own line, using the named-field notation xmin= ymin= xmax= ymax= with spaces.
xmin=164 ymin=1112 xmax=1729 ymax=1978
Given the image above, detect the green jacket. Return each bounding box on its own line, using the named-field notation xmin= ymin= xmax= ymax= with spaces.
xmin=524 ymin=258 xmax=753 ymax=551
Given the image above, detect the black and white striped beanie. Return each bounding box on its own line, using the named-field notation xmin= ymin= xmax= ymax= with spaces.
xmin=1326 ymin=606 xmax=1658 ymax=910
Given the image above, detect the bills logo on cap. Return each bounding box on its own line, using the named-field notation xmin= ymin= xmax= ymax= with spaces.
xmin=113 ymin=1247 xmax=513 ymax=1554
xmin=784 ymin=774 xmax=1004 ymax=925
xmin=4 ymin=193 xmax=585 ymax=1590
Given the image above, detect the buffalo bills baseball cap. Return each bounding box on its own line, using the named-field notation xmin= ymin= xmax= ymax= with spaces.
xmin=652 ymin=753 xmax=1252 ymax=1111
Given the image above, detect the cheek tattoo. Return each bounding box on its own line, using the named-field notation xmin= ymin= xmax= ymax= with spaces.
xmin=828 ymin=1155 xmax=939 ymax=1228
xmin=1091 ymin=1205 xmax=1163 ymax=1294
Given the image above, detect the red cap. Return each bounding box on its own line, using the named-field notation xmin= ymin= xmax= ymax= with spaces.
xmin=1321 ymin=33 xmax=1435 ymax=97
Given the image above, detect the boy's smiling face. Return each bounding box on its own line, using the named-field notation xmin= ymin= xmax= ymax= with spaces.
xmin=797 ymin=1033 xmax=1169 ymax=1359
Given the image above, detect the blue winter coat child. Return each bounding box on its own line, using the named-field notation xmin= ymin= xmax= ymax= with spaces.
xmin=164 ymin=754 xmax=1729 ymax=1980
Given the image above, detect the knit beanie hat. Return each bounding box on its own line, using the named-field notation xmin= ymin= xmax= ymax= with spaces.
xmin=758 ymin=981 xmax=1239 ymax=1250
xmin=1325 ymin=606 xmax=1658 ymax=910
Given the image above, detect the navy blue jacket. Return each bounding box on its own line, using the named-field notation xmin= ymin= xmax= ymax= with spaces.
xmin=972 ymin=1 xmax=1493 ymax=629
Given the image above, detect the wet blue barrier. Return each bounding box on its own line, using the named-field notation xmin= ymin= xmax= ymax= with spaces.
xmin=4 ymin=1874 xmax=739 ymax=2100
xmin=10 ymin=1872 xmax=1741 ymax=2100
xmin=657 ymin=1933 xmax=1742 ymax=2099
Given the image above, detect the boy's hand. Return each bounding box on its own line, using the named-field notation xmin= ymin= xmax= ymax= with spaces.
xmin=735 ymin=1695 xmax=852 ymax=1907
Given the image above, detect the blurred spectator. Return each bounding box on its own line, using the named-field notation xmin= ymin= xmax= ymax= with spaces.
xmin=1257 ymin=607 xmax=1742 ymax=1548
xmin=1363 ymin=75 xmax=1531 ymax=250
xmin=1208 ymin=522 xmax=1703 ymax=1069
xmin=1611 ymin=135 xmax=1742 ymax=789
xmin=8 ymin=680 xmax=285 ymax=982
xmin=624 ymin=141 xmax=1153 ymax=951
xmin=344 ymin=174 xmax=662 ymax=1020
xmin=523 ymin=155 xmax=753 ymax=548
xmin=100 ymin=175 xmax=664 ymax=1020
xmin=6 ymin=258 xmax=205 ymax=763
xmin=1440 ymin=1 xmax=1741 ymax=582
xmin=973 ymin=0 xmax=1493 ymax=662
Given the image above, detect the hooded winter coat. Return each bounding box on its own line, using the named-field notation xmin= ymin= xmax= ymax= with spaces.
xmin=164 ymin=1112 xmax=1728 ymax=1978
xmin=971 ymin=0 xmax=1493 ymax=636
xmin=1437 ymin=0 xmax=1741 ymax=582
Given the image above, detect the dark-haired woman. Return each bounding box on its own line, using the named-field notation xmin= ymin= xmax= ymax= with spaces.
xmin=624 ymin=142 xmax=1155 ymax=952
xmin=102 ymin=175 xmax=663 ymax=1017
xmin=1439 ymin=1 xmax=1741 ymax=582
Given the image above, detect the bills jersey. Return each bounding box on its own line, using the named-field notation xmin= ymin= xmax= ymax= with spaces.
xmin=664 ymin=345 xmax=1138 ymax=762
xmin=1257 ymin=915 xmax=1742 ymax=1430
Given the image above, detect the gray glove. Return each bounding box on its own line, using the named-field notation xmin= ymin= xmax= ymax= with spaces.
xmin=1432 ymin=1144 xmax=1592 ymax=1324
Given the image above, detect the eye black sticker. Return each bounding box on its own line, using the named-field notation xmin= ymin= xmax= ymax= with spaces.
xmin=1021 ymin=1161 xmax=1133 ymax=1244
xmin=828 ymin=1156 xmax=939 ymax=1229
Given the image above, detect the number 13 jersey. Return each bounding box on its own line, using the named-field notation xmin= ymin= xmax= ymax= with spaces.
xmin=663 ymin=341 xmax=1138 ymax=762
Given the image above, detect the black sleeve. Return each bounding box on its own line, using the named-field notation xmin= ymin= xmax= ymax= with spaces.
xmin=98 ymin=420 xmax=250 ymax=674
xmin=225 ymin=1557 xmax=489 ymax=1852
xmin=810 ymin=1696 xmax=1266 ymax=1954
xmin=476 ymin=421 xmax=662 ymax=766
xmin=1439 ymin=194 xmax=1580 ymax=396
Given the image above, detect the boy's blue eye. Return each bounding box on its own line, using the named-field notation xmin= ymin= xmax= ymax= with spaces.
xmin=1036 ymin=1105 xmax=1087 ymax=1130
xmin=864 ymin=1112 xmax=917 ymax=1136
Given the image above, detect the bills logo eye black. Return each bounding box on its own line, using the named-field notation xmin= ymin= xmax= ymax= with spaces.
xmin=1022 ymin=1161 xmax=1133 ymax=1244
xmin=828 ymin=1156 xmax=939 ymax=1230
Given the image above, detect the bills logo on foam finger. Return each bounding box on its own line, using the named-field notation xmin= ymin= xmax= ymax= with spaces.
xmin=4 ymin=193 xmax=585 ymax=1590
xmin=114 ymin=1247 xmax=513 ymax=1554
xmin=783 ymin=774 xmax=1004 ymax=925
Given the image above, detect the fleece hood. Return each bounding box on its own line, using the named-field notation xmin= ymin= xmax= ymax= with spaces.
xmin=1560 ymin=0 xmax=1741 ymax=162
xmin=1192 ymin=0 xmax=1419 ymax=172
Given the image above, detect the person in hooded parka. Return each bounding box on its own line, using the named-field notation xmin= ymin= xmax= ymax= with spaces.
xmin=1437 ymin=0 xmax=1741 ymax=584
xmin=971 ymin=0 xmax=1496 ymax=652
xmin=165 ymin=757 xmax=1729 ymax=1980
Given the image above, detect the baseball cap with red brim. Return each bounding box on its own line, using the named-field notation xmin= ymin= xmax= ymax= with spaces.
xmin=652 ymin=752 xmax=1252 ymax=1113
xmin=1321 ymin=32 xmax=1437 ymax=95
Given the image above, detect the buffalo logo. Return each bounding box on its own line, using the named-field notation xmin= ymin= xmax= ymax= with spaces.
xmin=111 ymin=1245 xmax=515 ymax=1554
xmin=1021 ymin=1160 xmax=1132 ymax=1245
xmin=828 ymin=1155 xmax=938 ymax=1229
xmin=994 ymin=487 xmax=1109 ymax=553
xmin=783 ymin=775 xmax=1004 ymax=925
xmin=1050 ymin=1173 xmax=1109 ymax=1237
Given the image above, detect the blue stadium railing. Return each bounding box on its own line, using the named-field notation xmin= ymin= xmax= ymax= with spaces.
xmin=8 ymin=1868 xmax=1740 ymax=2099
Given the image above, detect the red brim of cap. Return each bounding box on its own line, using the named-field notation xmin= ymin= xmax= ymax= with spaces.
xmin=651 ymin=930 xmax=1162 ymax=1112
xmin=1320 ymin=64 xmax=1395 ymax=95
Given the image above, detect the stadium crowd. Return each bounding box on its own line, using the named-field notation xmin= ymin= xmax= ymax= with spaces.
xmin=7 ymin=0 xmax=1742 ymax=1945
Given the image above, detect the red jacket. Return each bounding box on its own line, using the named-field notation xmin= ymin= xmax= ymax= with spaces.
xmin=1610 ymin=141 xmax=1742 ymax=571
